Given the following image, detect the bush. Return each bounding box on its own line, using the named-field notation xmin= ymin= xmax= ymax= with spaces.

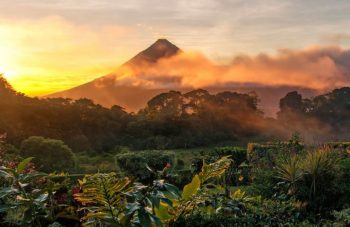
xmin=247 ymin=142 xmax=279 ymax=168
xmin=168 ymin=169 xmax=193 ymax=188
xmin=339 ymin=157 xmax=350 ymax=207
xmin=115 ymin=150 xmax=176 ymax=183
xmin=173 ymin=197 xmax=303 ymax=226
xmin=250 ymin=168 xmax=279 ymax=198
xmin=20 ymin=136 xmax=75 ymax=172
xmin=75 ymin=153 xmax=116 ymax=173
xmin=299 ymin=149 xmax=342 ymax=212
xmin=214 ymin=146 xmax=247 ymax=166
xmin=0 ymin=142 xmax=20 ymax=166
xmin=275 ymin=148 xmax=343 ymax=215
xmin=247 ymin=139 xmax=304 ymax=168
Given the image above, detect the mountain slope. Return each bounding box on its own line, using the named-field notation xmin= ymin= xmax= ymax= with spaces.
xmin=48 ymin=39 xmax=319 ymax=116
xmin=48 ymin=39 xmax=182 ymax=111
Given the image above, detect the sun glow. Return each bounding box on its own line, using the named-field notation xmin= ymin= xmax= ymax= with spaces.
xmin=0 ymin=68 xmax=15 ymax=80
xmin=0 ymin=16 xmax=131 ymax=96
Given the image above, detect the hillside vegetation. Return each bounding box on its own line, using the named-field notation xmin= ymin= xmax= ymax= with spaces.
xmin=2 ymin=76 xmax=350 ymax=226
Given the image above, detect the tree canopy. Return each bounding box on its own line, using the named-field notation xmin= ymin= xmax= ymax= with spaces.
xmin=2 ymin=75 xmax=350 ymax=151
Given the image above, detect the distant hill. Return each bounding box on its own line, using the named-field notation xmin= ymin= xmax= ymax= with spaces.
xmin=48 ymin=39 xmax=319 ymax=116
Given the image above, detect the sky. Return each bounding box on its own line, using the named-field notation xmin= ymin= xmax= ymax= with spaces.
xmin=1 ymin=0 xmax=350 ymax=95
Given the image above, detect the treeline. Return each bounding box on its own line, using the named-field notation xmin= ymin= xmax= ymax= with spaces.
xmin=1 ymin=75 xmax=350 ymax=153
xmin=278 ymin=88 xmax=350 ymax=141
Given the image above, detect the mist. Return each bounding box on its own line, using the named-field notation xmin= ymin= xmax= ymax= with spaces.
xmin=109 ymin=46 xmax=350 ymax=91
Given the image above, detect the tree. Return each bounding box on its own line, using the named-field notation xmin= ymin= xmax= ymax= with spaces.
xmin=0 ymin=74 xmax=18 ymax=97
xmin=279 ymin=91 xmax=303 ymax=112
xmin=20 ymin=136 xmax=75 ymax=172
xmin=277 ymin=88 xmax=350 ymax=141
xmin=145 ymin=90 xmax=184 ymax=118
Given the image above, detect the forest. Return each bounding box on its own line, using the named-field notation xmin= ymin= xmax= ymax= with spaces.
xmin=2 ymin=75 xmax=350 ymax=226
xmin=1 ymin=75 xmax=350 ymax=153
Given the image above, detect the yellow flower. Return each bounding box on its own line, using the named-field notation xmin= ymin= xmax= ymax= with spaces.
xmin=238 ymin=175 xmax=244 ymax=182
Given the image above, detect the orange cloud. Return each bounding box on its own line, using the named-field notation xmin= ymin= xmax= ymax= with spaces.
xmin=109 ymin=46 xmax=350 ymax=91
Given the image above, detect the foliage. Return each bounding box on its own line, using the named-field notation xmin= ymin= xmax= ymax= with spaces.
xmin=250 ymin=167 xmax=279 ymax=198
xmin=73 ymin=156 xmax=232 ymax=226
xmin=333 ymin=208 xmax=350 ymax=226
xmin=214 ymin=146 xmax=246 ymax=166
xmin=3 ymin=75 xmax=350 ymax=153
xmin=74 ymin=173 xmax=132 ymax=226
xmin=0 ymin=157 xmax=71 ymax=226
xmin=155 ymin=156 xmax=232 ymax=225
xmin=247 ymin=136 xmax=304 ymax=168
xmin=115 ymin=150 xmax=176 ymax=183
xmin=20 ymin=136 xmax=75 ymax=173
xmin=338 ymin=157 xmax=350 ymax=206
xmin=277 ymin=88 xmax=350 ymax=140
xmin=275 ymin=155 xmax=303 ymax=195
xmin=275 ymin=148 xmax=342 ymax=215
xmin=2 ymin=145 xmax=350 ymax=226
xmin=300 ymin=148 xmax=341 ymax=212
xmin=247 ymin=142 xmax=279 ymax=168
xmin=0 ymin=76 xmax=268 ymax=152
xmin=174 ymin=196 xmax=303 ymax=226
xmin=75 ymin=152 xmax=117 ymax=173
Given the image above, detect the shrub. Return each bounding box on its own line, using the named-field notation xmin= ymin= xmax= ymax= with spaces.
xmin=168 ymin=169 xmax=193 ymax=188
xmin=214 ymin=146 xmax=247 ymax=166
xmin=299 ymin=149 xmax=341 ymax=212
xmin=275 ymin=148 xmax=342 ymax=215
xmin=250 ymin=168 xmax=279 ymax=198
xmin=20 ymin=136 xmax=75 ymax=172
xmin=339 ymin=157 xmax=350 ymax=207
xmin=0 ymin=142 xmax=20 ymax=167
xmin=115 ymin=150 xmax=176 ymax=183
xmin=248 ymin=138 xmax=304 ymax=168
xmin=333 ymin=208 xmax=350 ymax=226
xmin=247 ymin=142 xmax=279 ymax=168
xmin=173 ymin=196 xmax=302 ymax=226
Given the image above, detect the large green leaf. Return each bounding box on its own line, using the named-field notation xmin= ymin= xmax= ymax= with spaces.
xmin=155 ymin=202 xmax=172 ymax=221
xmin=164 ymin=183 xmax=181 ymax=199
xmin=182 ymin=174 xmax=200 ymax=200
xmin=17 ymin=157 xmax=34 ymax=174
xmin=0 ymin=187 xmax=18 ymax=198
xmin=137 ymin=209 xmax=152 ymax=227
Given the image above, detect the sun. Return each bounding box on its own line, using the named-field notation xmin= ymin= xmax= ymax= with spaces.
xmin=0 ymin=67 xmax=15 ymax=80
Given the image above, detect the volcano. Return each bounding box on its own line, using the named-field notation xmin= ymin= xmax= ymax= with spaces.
xmin=48 ymin=39 xmax=318 ymax=116
xmin=48 ymin=39 xmax=182 ymax=111
xmin=125 ymin=38 xmax=181 ymax=66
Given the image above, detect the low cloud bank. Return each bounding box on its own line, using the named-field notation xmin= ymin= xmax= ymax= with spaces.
xmin=109 ymin=46 xmax=350 ymax=91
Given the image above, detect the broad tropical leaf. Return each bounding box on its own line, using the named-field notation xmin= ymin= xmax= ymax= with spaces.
xmin=182 ymin=174 xmax=200 ymax=201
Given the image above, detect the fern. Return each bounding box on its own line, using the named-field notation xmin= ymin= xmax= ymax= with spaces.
xmin=74 ymin=173 xmax=132 ymax=226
